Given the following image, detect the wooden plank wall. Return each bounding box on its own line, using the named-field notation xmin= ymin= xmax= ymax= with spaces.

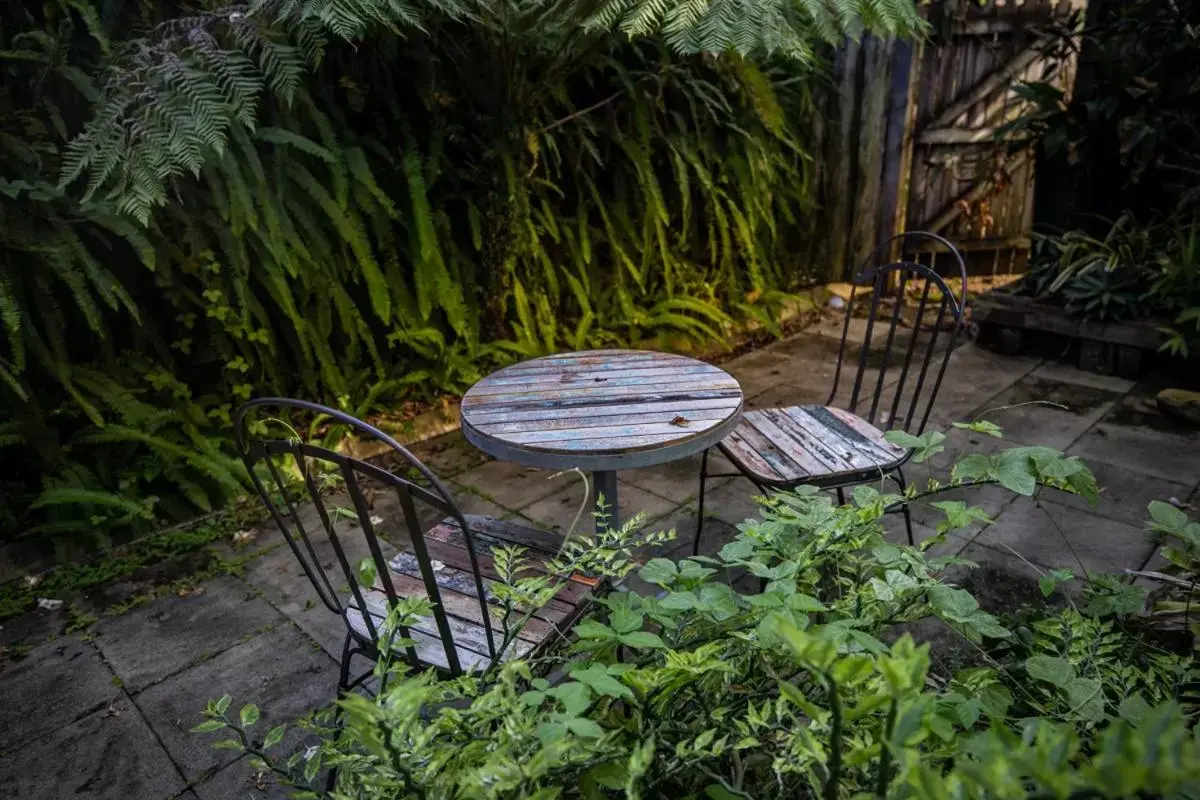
xmin=808 ymin=0 xmax=1086 ymax=282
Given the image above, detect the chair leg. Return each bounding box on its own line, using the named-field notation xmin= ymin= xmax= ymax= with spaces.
xmin=693 ymin=448 xmax=710 ymax=556
xmin=893 ymin=468 xmax=915 ymax=547
xmin=325 ymin=633 xmax=354 ymax=793
xmin=337 ymin=632 xmax=353 ymax=693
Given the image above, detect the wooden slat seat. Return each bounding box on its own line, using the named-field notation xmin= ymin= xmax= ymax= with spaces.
xmin=344 ymin=514 xmax=597 ymax=672
xmin=720 ymin=405 xmax=907 ymax=486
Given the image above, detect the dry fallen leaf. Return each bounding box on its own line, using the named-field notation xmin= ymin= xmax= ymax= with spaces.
xmin=232 ymin=529 xmax=258 ymax=545
xmin=670 ymin=416 xmax=690 ymax=427
xmin=177 ymin=586 xmax=206 ymax=598
xmin=23 ymin=575 xmax=42 ymax=590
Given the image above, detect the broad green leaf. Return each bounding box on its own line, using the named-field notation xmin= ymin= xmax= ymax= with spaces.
xmin=718 ymin=538 xmax=756 ymax=562
xmin=979 ymin=685 xmax=1012 ymax=719
xmin=619 ymin=631 xmax=666 ymax=649
xmin=660 ymin=591 xmax=697 ymax=611
xmin=263 ymin=724 xmax=286 ymax=749
xmin=537 ymin=721 xmax=568 ymax=745
xmin=697 ymin=584 xmax=740 ymax=619
xmin=239 ymin=703 xmax=260 ymax=727
xmin=566 ymin=717 xmax=606 ymax=738
xmin=678 ymin=559 xmax=717 ymax=581
xmin=1026 ymin=655 xmax=1074 ymax=688
xmin=1065 ymin=677 xmax=1105 ymax=721
xmin=952 ymin=420 xmax=1004 ymax=438
xmin=778 ymin=680 xmax=822 ymax=718
xmin=705 ymin=785 xmax=743 ymax=800
xmin=928 ymin=585 xmax=980 ymax=622
xmin=356 ymin=557 xmax=377 ymax=589
xmin=548 ymin=682 xmax=592 ymax=715
xmin=215 ymin=695 xmax=232 ymax=715
xmin=742 ymin=592 xmax=785 ymax=608
xmin=990 ymin=451 xmax=1037 ymax=496
xmin=1118 ymin=694 xmax=1150 ymax=724
xmin=786 ymin=593 xmax=826 ymax=612
xmin=586 ymin=761 xmax=628 ymax=790
xmin=952 ymin=453 xmax=992 ymax=481
xmin=872 ymin=543 xmax=904 ymax=565
xmin=885 ymin=430 xmax=947 ymax=462
xmin=573 ymin=619 xmax=616 ymax=639
xmin=610 ymin=605 xmax=644 ymax=634
xmin=191 ymin=719 xmax=227 ymax=733
xmin=1148 ymin=500 xmax=1190 ymax=534
xmin=1038 ymin=568 xmax=1075 ymax=598
xmin=570 ymin=664 xmax=634 ymax=700
xmin=638 ymin=558 xmax=678 ymax=585
xmin=930 ymin=500 xmax=992 ymax=534
xmin=884 ymin=430 xmax=922 ymax=448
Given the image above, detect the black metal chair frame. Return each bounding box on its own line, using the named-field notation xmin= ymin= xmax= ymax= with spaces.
xmin=694 ymin=232 xmax=969 ymax=553
xmin=233 ymin=398 xmax=499 ymax=696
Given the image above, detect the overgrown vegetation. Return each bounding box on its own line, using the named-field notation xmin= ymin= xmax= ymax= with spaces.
xmin=0 ymin=0 xmax=923 ymax=548
xmin=1008 ymin=0 xmax=1200 ymax=354
xmin=195 ymin=428 xmax=1200 ymax=797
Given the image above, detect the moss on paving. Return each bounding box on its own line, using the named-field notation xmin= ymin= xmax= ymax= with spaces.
xmin=0 ymin=503 xmax=267 ymax=622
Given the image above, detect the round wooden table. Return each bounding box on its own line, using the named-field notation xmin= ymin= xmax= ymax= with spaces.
xmin=460 ymin=349 xmax=744 ymax=531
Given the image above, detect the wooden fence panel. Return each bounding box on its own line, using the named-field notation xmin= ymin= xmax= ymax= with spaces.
xmin=808 ymin=0 xmax=1087 ymax=282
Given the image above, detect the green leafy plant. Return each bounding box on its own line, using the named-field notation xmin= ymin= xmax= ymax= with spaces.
xmin=1007 ymin=1 xmax=1200 ymax=342
xmin=195 ymin=430 xmax=1200 ymax=798
xmin=0 ymin=0 xmax=923 ymax=545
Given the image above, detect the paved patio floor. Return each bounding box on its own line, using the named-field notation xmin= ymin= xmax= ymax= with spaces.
xmin=2 ymin=322 xmax=1198 ymax=799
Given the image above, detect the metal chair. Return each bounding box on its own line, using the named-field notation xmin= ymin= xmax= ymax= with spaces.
xmin=233 ymin=398 xmax=596 ymax=695
xmin=694 ymin=232 xmax=969 ymax=552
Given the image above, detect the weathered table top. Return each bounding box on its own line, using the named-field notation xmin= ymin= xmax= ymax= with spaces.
xmin=460 ymin=350 xmax=745 ymax=472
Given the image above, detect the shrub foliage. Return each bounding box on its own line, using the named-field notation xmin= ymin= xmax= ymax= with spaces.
xmin=0 ymin=0 xmax=921 ymax=543
xmin=196 ymin=431 xmax=1200 ymax=798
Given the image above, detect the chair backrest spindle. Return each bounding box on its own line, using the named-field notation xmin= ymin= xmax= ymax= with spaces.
xmin=233 ymin=398 xmax=497 ymax=676
xmin=827 ymin=232 xmax=968 ymax=435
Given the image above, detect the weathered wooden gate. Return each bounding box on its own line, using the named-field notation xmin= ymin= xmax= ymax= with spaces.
xmin=813 ymin=0 xmax=1087 ymax=281
xmin=899 ymin=0 xmax=1087 ymax=275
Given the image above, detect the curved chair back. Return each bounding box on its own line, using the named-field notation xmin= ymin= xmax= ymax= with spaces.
xmin=828 ymin=232 xmax=968 ymax=435
xmin=232 ymin=398 xmax=493 ymax=675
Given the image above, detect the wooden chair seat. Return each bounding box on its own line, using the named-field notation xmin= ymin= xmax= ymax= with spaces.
xmin=720 ymin=405 xmax=907 ymax=487
xmin=344 ymin=514 xmax=598 ymax=672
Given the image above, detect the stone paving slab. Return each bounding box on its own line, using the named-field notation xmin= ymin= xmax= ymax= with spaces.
xmin=454 ymin=460 xmax=578 ymax=511
xmin=1068 ymin=397 xmax=1200 ymax=486
xmin=0 ymin=638 xmax=119 ymax=754
xmin=969 ymin=497 xmax=1156 ymax=576
xmin=519 ymin=480 xmax=678 ymax=534
xmin=92 ymin=575 xmax=284 ymax=692
xmin=1049 ymin=459 xmax=1194 ymax=528
xmin=1029 ymin=362 xmax=1137 ymax=394
xmin=0 ymin=698 xmax=187 ymax=800
xmin=982 ymin=376 xmax=1121 ymax=449
xmin=621 ymin=450 xmax=734 ymax=505
xmin=192 ymin=740 xmax=320 ymax=800
xmin=928 ymin=348 xmax=1041 ymax=426
xmin=136 ymin=625 xmax=336 ymax=782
